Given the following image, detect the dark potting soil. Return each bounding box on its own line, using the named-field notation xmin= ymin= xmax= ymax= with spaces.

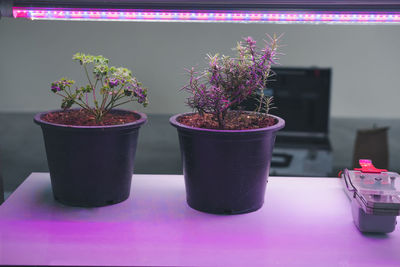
xmin=41 ymin=109 xmax=138 ymax=126
xmin=178 ymin=112 xmax=276 ymax=130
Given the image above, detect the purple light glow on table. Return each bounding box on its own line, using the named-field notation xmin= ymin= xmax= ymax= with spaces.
xmin=0 ymin=173 xmax=399 ymax=266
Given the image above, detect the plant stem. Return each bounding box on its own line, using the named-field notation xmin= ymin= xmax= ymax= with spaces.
xmin=104 ymin=94 xmax=116 ymax=111
xmin=109 ymin=99 xmax=133 ymax=110
xmin=103 ymin=84 xmax=126 ymax=111
xmin=75 ymin=102 xmax=96 ymax=117
xmin=100 ymin=93 xmax=108 ymax=112
xmin=257 ymin=89 xmax=264 ymax=113
xmin=55 ymin=92 xmax=67 ymax=98
xmin=100 ymin=78 xmax=107 ymax=111
xmin=84 ymin=64 xmax=97 ymax=108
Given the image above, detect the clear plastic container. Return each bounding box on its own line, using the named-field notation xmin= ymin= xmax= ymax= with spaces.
xmin=342 ymin=163 xmax=400 ymax=233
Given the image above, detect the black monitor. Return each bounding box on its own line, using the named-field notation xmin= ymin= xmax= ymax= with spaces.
xmin=268 ymin=67 xmax=331 ymax=135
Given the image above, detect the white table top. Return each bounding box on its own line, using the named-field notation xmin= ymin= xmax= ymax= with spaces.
xmin=0 ymin=173 xmax=399 ymax=266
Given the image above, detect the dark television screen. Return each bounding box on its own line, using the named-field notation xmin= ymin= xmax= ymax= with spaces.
xmin=268 ymin=67 xmax=331 ymax=134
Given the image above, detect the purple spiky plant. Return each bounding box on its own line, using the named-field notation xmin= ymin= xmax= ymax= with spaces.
xmin=182 ymin=34 xmax=282 ymax=129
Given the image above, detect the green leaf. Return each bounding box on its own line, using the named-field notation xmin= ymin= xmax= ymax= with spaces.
xmin=100 ymin=87 xmax=108 ymax=95
xmin=61 ymin=97 xmax=75 ymax=110
xmin=85 ymin=85 xmax=92 ymax=93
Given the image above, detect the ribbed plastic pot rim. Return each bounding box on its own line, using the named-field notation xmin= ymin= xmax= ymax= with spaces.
xmin=34 ymin=108 xmax=147 ymax=131
xmin=170 ymin=112 xmax=285 ymax=134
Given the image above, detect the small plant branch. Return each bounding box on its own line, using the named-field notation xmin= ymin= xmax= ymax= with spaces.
xmin=83 ymin=64 xmax=97 ymax=108
xmin=100 ymin=92 xmax=109 ymax=111
xmin=257 ymin=89 xmax=265 ymax=113
xmin=109 ymin=99 xmax=135 ymax=110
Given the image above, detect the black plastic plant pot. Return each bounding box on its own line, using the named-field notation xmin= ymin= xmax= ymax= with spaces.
xmin=170 ymin=112 xmax=285 ymax=214
xmin=34 ymin=109 xmax=147 ymax=207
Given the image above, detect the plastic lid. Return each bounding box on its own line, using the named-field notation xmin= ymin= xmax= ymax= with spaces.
xmin=346 ymin=170 xmax=400 ymax=214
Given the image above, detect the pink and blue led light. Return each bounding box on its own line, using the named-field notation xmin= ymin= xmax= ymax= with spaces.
xmin=12 ymin=7 xmax=400 ymax=24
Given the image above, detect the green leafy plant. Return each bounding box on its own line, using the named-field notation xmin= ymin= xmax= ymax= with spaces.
xmin=51 ymin=53 xmax=148 ymax=122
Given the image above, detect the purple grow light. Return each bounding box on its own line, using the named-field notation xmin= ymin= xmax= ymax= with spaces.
xmin=11 ymin=7 xmax=400 ymax=24
xmin=1 ymin=1 xmax=400 ymax=24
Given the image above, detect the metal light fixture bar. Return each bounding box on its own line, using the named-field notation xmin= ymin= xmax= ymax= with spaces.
xmin=11 ymin=8 xmax=400 ymax=24
xmin=10 ymin=1 xmax=400 ymax=11
xmin=4 ymin=1 xmax=400 ymax=24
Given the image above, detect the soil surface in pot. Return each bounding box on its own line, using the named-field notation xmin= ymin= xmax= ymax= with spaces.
xmin=41 ymin=109 xmax=138 ymax=126
xmin=178 ymin=112 xmax=276 ymax=130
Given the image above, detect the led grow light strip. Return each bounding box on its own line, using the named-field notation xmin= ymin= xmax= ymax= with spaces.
xmin=12 ymin=7 xmax=400 ymax=24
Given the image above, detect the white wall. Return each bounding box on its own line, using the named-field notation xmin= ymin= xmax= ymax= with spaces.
xmin=1 ymin=18 xmax=400 ymax=118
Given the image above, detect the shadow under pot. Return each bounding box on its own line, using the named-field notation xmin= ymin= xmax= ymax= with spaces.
xmin=170 ymin=112 xmax=285 ymax=215
xmin=34 ymin=109 xmax=147 ymax=207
